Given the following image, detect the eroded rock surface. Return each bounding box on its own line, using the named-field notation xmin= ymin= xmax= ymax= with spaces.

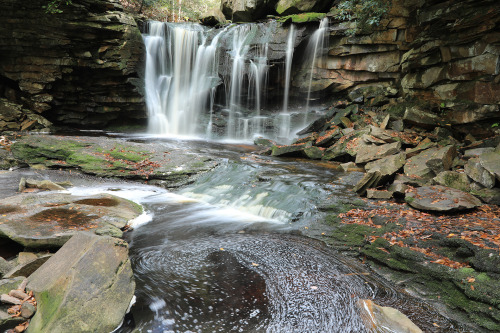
xmin=26 ymin=233 xmax=135 ymax=333
xmin=0 ymin=192 xmax=141 ymax=248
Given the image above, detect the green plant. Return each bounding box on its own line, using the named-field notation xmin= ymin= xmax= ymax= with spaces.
xmin=492 ymin=123 xmax=499 ymax=128
xmin=43 ymin=0 xmax=72 ymax=14
xmin=332 ymin=0 xmax=392 ymax=36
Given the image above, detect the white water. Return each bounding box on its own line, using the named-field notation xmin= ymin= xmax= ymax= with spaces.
xmin=143 ymin=20 xmax=331 ymax=143
xmin=305 ymin=18 xmax=329 ymax=116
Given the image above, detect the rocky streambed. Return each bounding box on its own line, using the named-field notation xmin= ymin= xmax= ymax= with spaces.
xmin=0 ymin=130 xmax=499 ymax=332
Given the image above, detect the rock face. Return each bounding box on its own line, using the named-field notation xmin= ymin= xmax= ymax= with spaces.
xmin=275 ymin=0 xmax=332 ymax=15
xmin=0 ymin=0 xmax=146 ymax=129
xmin=26 ymin=233 xmax=135 ymax=333
xmin=289 ymin=0 xmax=500 ymax=131
xmin=221 ymin=0 xmax=279 ymax=22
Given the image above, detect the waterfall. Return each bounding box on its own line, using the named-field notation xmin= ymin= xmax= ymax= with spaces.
xmin=282 ymin=25 xmax=296 ymax=114
xmin=143 ymin=20 xmax=323 ymax=143
xmin=278 ymin=25 xmax=296 ymax=139
xmin=305 ymin=18 xmax=329 ymax=115
xmin=144 ymin=22 xmax=219 ymax=136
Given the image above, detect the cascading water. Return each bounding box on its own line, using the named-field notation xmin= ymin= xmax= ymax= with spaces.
xmin=305 ymin=18 xmax=329 ymax=116
xmin=278 ymin=25 xmax=296 ymax=139
xmin=144 ymin=22 xmax=214 ymax=136
xmin=144 ymin=21 xmax=276 ymax=141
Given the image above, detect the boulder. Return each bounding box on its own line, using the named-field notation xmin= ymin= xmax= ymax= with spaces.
xmin=0 ymin=192 xmax=142 ymax=248
xmin=463 ymin=147 xmax=495 ymax=159
xmin=200 ymin=8 xmax=227 ymax=26
xmin=323 ymin=129 xmax=370 ymax=161
xmin=479 ymin=151 xmax=500 ymax=182
xmin=365 ymin=153 xmax=406 ymax=176
xmin=366 ymin=189 xmax=394 ymax=199
xmin=465 ymin=157 xmax=496 ymax=189
xmin=26 ymin=233 xmax=135 ymax=333
xmin=404 ymin=145 xmax=456 ymax=180
xmin=302 ymin=146 xmax=324 ymax=159
xmin=271 ymin=142 xmax=312 ymax=157
xmin=353 ymin=171 xmax=382 ymax=196
xmin=221 ymin=0 xmax=279 ymax=22
xmin=432 ymin=171 xmax=470 ymax=192
xmin=403 ymin=106 xmax=441 ymax=128
xmin=358 ymin=299 xmax=423 ymax=333
xmin=315 ymin=127 xmax=341 ymax=147
xmin=355 ymin=141 xmax=402 ymax=164
xmin=275 ymin=0 xmax=332 ymax=15
xmin=405 ymin=186 xmax=482 ymax=212
xmin=473 ymin=188 xmax=500 ymax=205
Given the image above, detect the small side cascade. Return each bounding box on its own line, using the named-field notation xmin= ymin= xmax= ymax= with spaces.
xmin=278 ymin=25 xmax=296 ymax=139
xmin=305 ymin=18 xmax=329 ymax=115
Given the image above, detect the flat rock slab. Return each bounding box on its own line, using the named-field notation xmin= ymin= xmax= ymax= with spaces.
xmin=27 ymin=233 xmax=135 ymax=333
xmin=0 ymin=192 xmax=142 ymax=248
xmin=405 ymin=185 xmax=482 ymax=212
xmin=11 ymin=134 xmax=218 ymax=188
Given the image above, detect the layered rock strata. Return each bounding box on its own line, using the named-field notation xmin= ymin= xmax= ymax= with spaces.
xmin=0 ymin=0 xmax=146 ymax=129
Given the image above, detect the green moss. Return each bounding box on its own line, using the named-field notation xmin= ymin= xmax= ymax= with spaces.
xmin=278 ymin=12 xmax=326 ymax=23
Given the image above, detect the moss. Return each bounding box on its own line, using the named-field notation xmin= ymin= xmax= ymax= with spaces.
xmin=330 ymin=224 xmax=373 ymax=248
xmin=277 ymin=12 xmax=326 ymax=23
xmin=385 ymin=103 xmax=406 ymax=118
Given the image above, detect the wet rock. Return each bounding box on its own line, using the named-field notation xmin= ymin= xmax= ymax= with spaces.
xmin=302 ymin=146 xmax=324 ymax=160
xmin=353 ymin=171 xmax=382 ymax=196
xmin=11 ymin=135 xmax=218 ymax=186
xmin=271 ymin=142 xmax=312 ymax=157
xmin=355 ymin=141 xmax=402 ymax=164
xmin=315 ymin=127 xmax=341 ymax=147
xmin=404 ymin=145 xmax=456 ymax=180
xmin=254 ymin=137 xmax=276 ymax=147
xmin=366 ymin=189 xmax=394 ymax=199
xmin=322 ymin=129 xmax=370 ymax=161
xmin=465 ymin=157 xmax=496 ymax=189
xmin=405 ymin=186 xmax=482 ymax=212
xmin=479 ymin=151 xmax=500 ymax=182
xmin=0 ymin=192 xmax=141 ymax=248
xmin=27 ymin=233 xmax=135 ymax=333
xmin=4 ymin=255 xmax=52 ymax=279
xmin=358 ymin=299 xmax=423 ymax=333
xmin=340 ymin=162 xmax=363 ymax=172
xmin=365 ymin=153 xmax=406 ymax=177
xmin=432 ymin=171 xmax=470 ymax=192
xmin=24 ymin=179 xmax=66 ymax=191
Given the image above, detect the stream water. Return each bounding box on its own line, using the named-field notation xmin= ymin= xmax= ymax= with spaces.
xmin=0 ymin=136 xmax=464 ymax=332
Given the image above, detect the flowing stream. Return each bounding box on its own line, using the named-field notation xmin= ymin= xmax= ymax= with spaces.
xmin=0 ymin=137 xmax=465 ymax=332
